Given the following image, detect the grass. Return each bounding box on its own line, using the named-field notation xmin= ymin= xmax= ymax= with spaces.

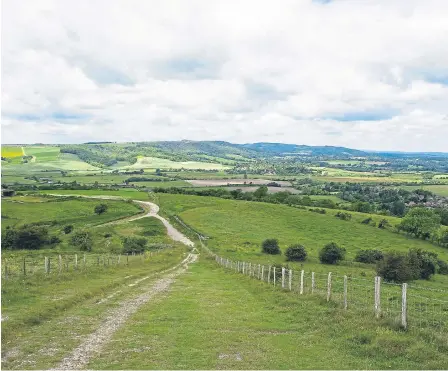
xmin=86 ymin=257 xmax=448 ymax=370
xmin=1 ymin=195 xmax=143 ymax=230
xmin=1 ymin=146 xmax=24 ymax=158
xmin=157 ymin=194 xmax=448 ymax=291
xmin=38 ymin=189 xmax=151 ymax=200
xmin=23 ymin=146 xmax=60 ymax=162
xmin=123 ymin=156 xmax=230 ymax=170
xmin=1 ymin=247 xmax=189 ymax=370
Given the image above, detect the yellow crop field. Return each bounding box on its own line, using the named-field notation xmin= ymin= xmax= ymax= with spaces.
xmin=1 ymin=146 xmax=24 ymax=158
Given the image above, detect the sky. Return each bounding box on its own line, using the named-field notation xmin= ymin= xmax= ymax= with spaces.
xmin=1 ymin=0 xmax=448 ymax=152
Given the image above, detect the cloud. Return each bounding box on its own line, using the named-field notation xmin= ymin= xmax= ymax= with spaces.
xmin=2 ymin=0 xmax=448 ymax=151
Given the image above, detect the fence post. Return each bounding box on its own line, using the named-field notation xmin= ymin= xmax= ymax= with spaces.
xmin=75 ymin=254 xmax=78 ymax=270
xmin=258 ymin=264 xmax=261 ymax=279
xmin=311 ymin=272 xmax=315 ymax=294
xmin=59 ymin=255 xmax=62 ymax=273
xmin=261 ymin=265 xmax=264 ymax=281
xmin=4 ymin=260 xmax=7 ymax=280
xmin=118 ymin=255 xmax=121 ymax=265
xmin=375 ymin=276 xmax=381 ymax=318
xmin=249 ymin=262 xmax=252 ymax=276
xmin=327 ymin=272 xmax=332 ymax=302
xmin=23 ymin=257 xmax=26 ymax=276
xmin=300 ymin=270 xmax=305 ymax=295
xmin=281 ymin=267 xmax=285 ymax=288
xmin=243 ymin=262 xmax=245 ymax=274
xmin=273 ymin=267 xmax=276 ymax=286
xmin=83 ymin=254 xmax=86 ymax=270
xmin=289 ymin=269 xmax=292 ymax=291
xmin=268 ymin=266 xmax=271 ymax=284
xmin=401 ymin=283 xmax=407 ymax=329
xmin=343 ymin=275 xmax=348 ymax=310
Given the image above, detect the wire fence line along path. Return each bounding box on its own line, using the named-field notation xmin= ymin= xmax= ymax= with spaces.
xmin=2 ymin=250 xmax=164 ymax=280
xmin=212 ymin=253 xmax=448 ymax=333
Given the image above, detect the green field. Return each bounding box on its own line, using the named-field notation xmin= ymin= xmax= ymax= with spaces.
xmin=396 ymin=185 xmax=448 ymax=197
xmin=157 ymin=194 xmax=448 ymax=288
xmin=124 ymin=156 xmax=230 ymax=170
xmin=1 ymin=195 xmax=143 ymax=231
xmin=23 ymin=146 xmax=60 ymax=162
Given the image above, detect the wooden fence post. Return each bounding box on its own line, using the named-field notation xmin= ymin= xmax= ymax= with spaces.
xmin=289 ymin=269 xmax=292 ymax=291
xmin=243 ymin=262 xmax=246 ymax=274
xmin=300 ymin=270 xmax=305 ymax=295
xmin=126 ymin=254 xmax=129 ymax=266
xmin=83 ymin=254 xmax=86 ymax=270
xmin=268 ymin=266 xmax=271 ymax=284
xmin=23 ymin=257 xmax=26 ymax=276
xmin=311 ymin=272 xmax=315 ymax=294
xmin=375 ymin=276 xmax=381 ymax=318
xmin=281 ymin=267 xmax=285 ymax=288
xmin=258 ymin=264 xmax=261 ymax=279
xmin=118 ymin=255 xmax=121 ymax=265
xmin=261 ymin=265 xmax=264 ymax=281
xmin=343 ymin=275 xmax=348 ymax=310
xmin=273 ymin=267 xmax=276 ymax=286
xmin=59 ymin=255 xmax=62 ymax=273
xmin=401 ymin=283 xmax=407 ymax=329
xmin=327 ymin=272 xmax=332 ymax=302
xmin=75 ymin=254 xmax=78 ymax=270
xmin=4 ymin=260 xmax=7 ymax=280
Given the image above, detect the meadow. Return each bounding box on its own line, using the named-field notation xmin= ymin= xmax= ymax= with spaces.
xmin=123 ymin=156 xmax=230 ymax=170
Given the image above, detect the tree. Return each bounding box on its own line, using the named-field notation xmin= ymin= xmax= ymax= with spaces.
xmin=63 ymin=225 xmax=74 ymax=234
xmin=391 ymin=201 xmax=406 ymax=217
xmin=398 ymin=207 xmax=441 ymax=239
xmin=70 ymin=230 xmax=93 ymax=251
xmin=155 ymin=168 xmax=162 ymax=176
xmin=254 ymin=186 xmax=268 ymax=199
xmin=122 ymin=236 xmax=147 ymax=254
xmin=94 ymin=203 xmax=108 ymax=215
xmin=319 ymin=242 xmax=346 ymax=264
xmin=261 ymin=239 xmax=281 ymax=255
xmin=285 ymin=244 xmax=307 ymax=261
xmin=439 ymin=229 xmax=448 ymax=248
xmin=378 ymin=219 xmax=390 ymax=229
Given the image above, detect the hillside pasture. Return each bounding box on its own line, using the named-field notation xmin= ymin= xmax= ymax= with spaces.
xmin=123 ymin=156 xmax=230 ymax=170
xmin=24 ymin=146 xmax=60 ymax=162
xmin=1 ymin=195 xmax=143 ymax=230
xmin=158 ymin=194 xmax=448 ymax=268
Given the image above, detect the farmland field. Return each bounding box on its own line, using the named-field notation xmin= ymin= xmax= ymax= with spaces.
xmin=123 ymin=156 xmax=230 ymax=170
xmin=186 ymin=179 xmax=292 ymax=187
xmin=23 ymin=146 xmax=60 ymax=162
xmin=1 ymin=146 xmax=24 ymax=158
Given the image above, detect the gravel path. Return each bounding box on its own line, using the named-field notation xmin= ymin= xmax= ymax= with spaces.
xmin=48 ymin=194 xmax=195 ymax=246
xmin=53 ymin=253 xmax=197 ymax=370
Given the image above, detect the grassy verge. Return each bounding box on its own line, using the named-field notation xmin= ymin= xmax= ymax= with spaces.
xmin=1 ymin=247 xmax=188 ymax=353
xmin=87 ymin=257 xmax=448 ymax=369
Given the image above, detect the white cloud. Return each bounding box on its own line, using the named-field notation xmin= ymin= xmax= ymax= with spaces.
xmin=1 ymin=0 xmax=448 ymax=151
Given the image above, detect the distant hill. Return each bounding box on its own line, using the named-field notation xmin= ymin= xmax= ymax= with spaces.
xmin=240 ymin=142 xmax=368 ymax=157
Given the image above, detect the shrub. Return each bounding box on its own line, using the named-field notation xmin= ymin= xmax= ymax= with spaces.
xmin=354 ymin=249 xmax=384 ymax=264
xmin=319 ymin=242 xmax=346 ymax=264
xmin=437 ymin=259 xmax=448 ymax=275
xmin=261 ymin=239 xmax=281 ymax=255
xmin=94 ymin=203 xmax=108 ymax=215
xmin=104 ymin=233 xmax=112 ymax=238
xmin=376 ymin=252 xmax=414 ymax=283
xmin=268 ymin=263 xmax=285 ymax=282
xmin=361 ymin=217 xmax=373 ymax=224
xmin=63 ymin=225 xmax=74 ymax=234
xmin=285 ymin=244 xmax=307 ymax=261
xmin=377 ymin=249 xmax=439 ymax=282
xmin=2 ymin=225 xmax=49 ymax=250
xmin=70 ymin=230 xmax=93 ymax=251
xmin=122 ymin=236 xmax=147 ymax=254
xmin=335 ymin=211 xmax=352 ymax=221
xmin=48 ymin=235 xmax=62 ymax=245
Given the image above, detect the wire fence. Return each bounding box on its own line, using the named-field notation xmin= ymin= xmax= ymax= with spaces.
xmin=211 ymin=253 xmax=448 ymax=333
xmin=1 ymin=250 xmax=165 ymax=280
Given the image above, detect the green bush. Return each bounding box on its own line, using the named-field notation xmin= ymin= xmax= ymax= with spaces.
xmin=63 ymin=225 xmax=74 ymax=234
xmin=122 ymin=236 xmax=147 ymax=254
xmin=354 ymin=249 xmax=384 ymax=264
xmin=335 ymin=212 xmax=352 ymax=221
xmin=319 ymin=242 xmax=346 ymax=264
xmin=377 ymin=249 xmax=439 ymax=282
xmin=94 ymin=203 xmax=108 ymax=215
xmin=70 ymin=230 xmax=93 ymax=251
xmin=285 ymin=244 xmax=307 ymax=261
xmin=261 ymin=239 xmax=281 ymax=255
xmin=2 ymin=225 xmax=49 ymax=250
xmin=437 ymin=259 xmax=448 ymax=275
